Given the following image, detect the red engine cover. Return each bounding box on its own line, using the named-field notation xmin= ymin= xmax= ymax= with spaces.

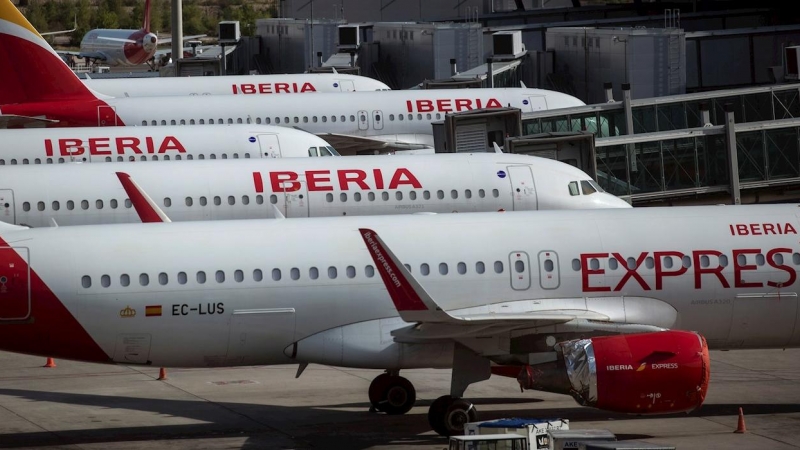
xmin=592 ymin=330 xmax=710 ymax=414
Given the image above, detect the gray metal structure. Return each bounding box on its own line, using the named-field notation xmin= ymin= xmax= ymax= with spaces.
xmin=520 ymin=83 xmax=800 ymax=206
xmin=257 ymin=18 xmax=345 ymax=74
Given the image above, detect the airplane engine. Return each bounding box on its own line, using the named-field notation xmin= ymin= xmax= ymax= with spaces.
xmin=494 ymin=330 xmax=710 ymax=415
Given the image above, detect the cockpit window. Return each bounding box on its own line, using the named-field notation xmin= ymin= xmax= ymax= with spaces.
xmin=308 ymin=147 xmax=318 ymax=157
xmin=320 ymin=146 xmax=337 ymax=156
xmin=568 ymin=181 xmax=580 ymax=196
xmin=581 ymin=180 xmax=597 ymax=195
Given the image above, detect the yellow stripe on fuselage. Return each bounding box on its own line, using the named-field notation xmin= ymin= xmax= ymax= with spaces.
xmin=0 ymin=0 xmax=43 ymax=38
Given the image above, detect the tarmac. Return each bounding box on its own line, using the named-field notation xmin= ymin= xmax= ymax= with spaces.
xmin=1 ymin=348 xmax=799 ymax=449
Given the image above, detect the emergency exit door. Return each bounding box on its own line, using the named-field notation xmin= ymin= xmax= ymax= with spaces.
xmin=278 ymin=176 xmax=309 ymax=218
xmin=257 ymin=134 xmax=281 ymax=158
xmin=509 ymin=251 xmax=531 ymax=291
xmin=508 ymin=166 xmax=537 ymax=211
xmin=0 ymin=247 xmax=31 ymax=320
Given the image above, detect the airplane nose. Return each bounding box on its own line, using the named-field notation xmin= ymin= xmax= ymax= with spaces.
xmin=600 ymin=194 xmax=633 ymax=208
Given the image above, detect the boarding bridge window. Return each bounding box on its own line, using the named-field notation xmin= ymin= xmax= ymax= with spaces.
xmin=354 ymin=192 xmax=362 ymax=202
xmin=328 ymin=266 xmax=338 ymax=279
xmin=309 ymin=267 xmax=319 ymax=280
xmin=410 ymin=191 xmax=417 ymax=200
xmin=421 ymin=263 xmax=430 ymax=276
xmin=197 ymin=271 xmax=206 ymax=283
xmin=457 ymin=262 xmax=467 ymax=274
xmin=495 ymin=261 xmax=505 ymax=273
xmin=365 ymin=265 xmax=375 ymax=277
xmin=52 ymin=201 xmax=59 ymax=211
xmin=159 ymin=273 xmax=168 ymax=285
xmin=437 ymin=190 xmax=444 ymax=200
xmin=242 ymin=196 xmax=249 ymax=205
xmin=81 ymin=276 xmax=91 ymax=288
xmin=101 ymin=275 xmax=110 ymax=288
xmin=439 ymin=263 xmax=449 ymax=275
xmin=120 ymin=274 xmax=130 ymax=287
xmin=290 ymin=268 xmax=300 ymax=280
xmin=139 ymin=273 xmax=149 ymax=286
xmin=569 ymin=181 xmax=580 ymax=196
xmin=186 ymin=197 xmax=193 ymax=206
xmin=423 ymin=191 xmax=430 ymax=200
xmin=368 ymin=192 xmax=376 ymax=201
xmin=253 ymin=269 xmax=263 ymax=281
xmin=164 ymin=198 xmax=172 ymax=207
xmin=272 ymin=269 xmax=281 ymax=281
xmin=22 ymin=202 xmax=29 ymax=212
xmin=67 ymin=200 xmax=74 ymax=210
xmin=178 ymin=272 xmax=187 ymax=284
xmin=81 ymin=200 xmax=89 ymax=210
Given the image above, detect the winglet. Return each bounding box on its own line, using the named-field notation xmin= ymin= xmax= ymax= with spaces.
xmin=271 ymin=204 xmax=285 ymax=219
xmin=115 ymin=172 xmax=172 ymax=223
xmin=358 ymin=228 xmax=452 ymax=323
xmin=493 ymin=142 xmax=503 ymax=153
xmin=520 ymin=81 xmax=527 ymax=88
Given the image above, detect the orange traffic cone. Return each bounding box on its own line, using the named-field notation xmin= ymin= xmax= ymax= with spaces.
xmin=157 ymin=367 xmax=168 ymax=380
xmin=734 ymin=407 xmax=747 ymax=433
xmin=43 ymin=357 xmax=56 ymax=368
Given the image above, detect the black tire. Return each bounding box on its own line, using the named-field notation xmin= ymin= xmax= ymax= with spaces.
xmin=377 ymin=376 xmax=416 ymax=415
xmin=368 ymin=373 xmax=392 ymax=408
xmin=442 ymin=399 xmax=478 ymax=436
xmin=428 ymin=395 xmax=453 ymax=436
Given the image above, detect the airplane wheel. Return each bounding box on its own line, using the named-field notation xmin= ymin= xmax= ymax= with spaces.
xmin=368 ymin=373 xmax=392 ymax=409
xmin=375 ymin=376 xmax=416 ymax=415
xmin=442 ymin=399 xmax=477 ymax=436
xmin=428 ymin=395 xmax=453 ymax=436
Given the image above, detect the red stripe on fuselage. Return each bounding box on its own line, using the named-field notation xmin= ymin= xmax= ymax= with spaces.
xmin=0 ymin=236 xmax=110 ymax=363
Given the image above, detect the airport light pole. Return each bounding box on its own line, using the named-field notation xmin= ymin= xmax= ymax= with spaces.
xmin=171 ymin=0 xmax=183 ymax=76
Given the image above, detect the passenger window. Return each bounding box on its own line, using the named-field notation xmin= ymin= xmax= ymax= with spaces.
xmin=494 ymin=261 xmax=504 ymax=273
xmin=571 ymin=259 xmax=581 ymax=271
xmin=322 ymin=116 xmax=328 ymax=123
xmin=545 ymin=260 xmax=554 ymax=272
xmin=423 ymin=191 xmax=430 ymax=200
xmin=609 ymin=258 xmax=618 ymax=270
xmin=756 ymin=254 xmax=765 ymax=266
xmin=568 ymin=181 xmax=580 ymax=196
xmin=23 ymin=158 xmax=29 ymax=164
xmin=350 ymin=115 xmax=355 ymax=122
xmin=290 ymin=268 xmax=300 ymax=280
xmin=420 ymin=263 xmax=430 ymax=276
xmin=683 ymin=256 xmax=692 ymax=268
xmin=492 ymin=189 xmax=499 ymax=198
xmin=365 ymin=265 xmax=375 ymax=277
xmin=101 ymin=275 xmax=110 ymax=287
xmin=340 ymin=193 xmax=347 ymax=202
xmin=51 ymin=201 xmax=61 ymax=211
xmin=125 ymin=199 xmax=132 ymax=208
xmin=309 ymin=267 xmax=319 ymax=280
xmin=242 ymin=195 xmax=249 ymax=205
xmin=186 ymin=197 xmax=193 ymax=206
xmin=22 ymin=202 xmax=30 ymax=212
xmin=720 ymin=255 xmax=729 ymax=267
xmin=426 ymin=113 xmax=431 ymax=120
xmin=368 ymin=192 xmax=375 ymax=201
xmin=328 ymin=266 xmax=338 ymax=279
xmin=399 ymin=114 xmax=404 ymax=121
xmin=451 ymin=190 xmax=458 ymax=199
xmin=253 ymin=269 xmax=263 ymax=281
xmin=81 ymin=275 xmax=91 ymax=288
xmin=439 ymin=263 xmax=448 ymax=275
xmin=120 ymin=274 xmax=130 ymax=286
xmin=515 ymin=260 xmax=524 ymax=273
xmin=216 ymin=270 xmax=225 ymax=283
xmin=228 ymin=196 xmax=235 ymax=205
xmin=270 ymin=195 xmax=277 ymax=204
xmin=164 ymin=198 xmax=172 ymax=207
xmin=645 ymin=257 xmax=654 ymax=269
xmin=457 ymin=262 xmax=466 ymax=274
xmin=396 ymin=192 xmax=403 ymax=200
xmin=702 ymin=255 xmax=712 ymax=268
xmin=465 ymin=190 xmax=471 ymax=199
xmin=214 ymin=196 xmax=221 ymax=206
xmin=139 ymin=273 xmax=149 ymax=286
xmin=476 ymin=261 xmax=485 ymax=274
xmin=590 ymin=259 xmax=599 ymax=270
xmin=67 ymin=200 xmax=74 ymax=210
xmin=410 ymin=191 xmax=417 ymax=200
xmin=326 ymin=193 xmax=333 ymax=203
xmin=437 ymin=190 xmax=444 ymax=200
xmin=81 ymin=200 xmax=89 ymax=210
xmin=197 ymin=271 xmax=206 ymax=283
xmin=346 ymin=266 xmax=356 ymax=278
xmin=222 ymin=154 xmax=228 ymax=159
xmin=382 ymin=192 xmax=389 ymax=201
xmin=110 ymin=199 xmax=118 ymax=209
xmin=200 ymin=196 xmax=207 ymax=206
xmin=354 ymin=192 xmax=362 ymax=202
xmin=272 ymin=268 xmax=281 ymax=281
xmin=340 ymin=115 xmax=345 ymax=122
xmin=210 ymin=154 xmax=217 ymax=160
xmin=178 ymin=272 xmax=187 ymax=284
xmin=159 ymin=272 xmax=168 ymax=285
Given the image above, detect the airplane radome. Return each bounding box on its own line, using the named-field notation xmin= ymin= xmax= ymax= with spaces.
xmin=0 ymin=204 xmax=796 ymax=436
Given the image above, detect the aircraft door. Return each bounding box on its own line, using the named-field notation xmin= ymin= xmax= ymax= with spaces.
xmin=337 ymin=80 xmax=356 ymax=92
xmin=509 ymin=251 xmax=531 ymax=291
xmin=227 ymin=308 xmax=296 ymax=365
xmin=97 ymin=105 xmax=118 ymax=126
xmin=358 ymin=110 xmax=369 ymax=131
xmin=507 ymin=165 xmax=537 ymax=211
xmin=0 ymin=190 xmax=14 ymax=224
xmin=279 ymin=175 xmax=309 ymax=218
xmin=0 ymin=247 xmax=31 ymax=321
xmin=525 ymin=96 xmax=547 ymax=112
xmin=257 ymin=134 xmax=281 ymax=158
xmin=538 ymin=251 xmax=560 ymax=289
xmin=372 ymin=110 xmax=384 ymax=130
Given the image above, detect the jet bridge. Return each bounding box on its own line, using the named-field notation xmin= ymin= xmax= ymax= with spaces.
xmin=433 ymin=107 xmax=522 ymax=153
xmin=505 ymin=131 xmax=597 ymax=180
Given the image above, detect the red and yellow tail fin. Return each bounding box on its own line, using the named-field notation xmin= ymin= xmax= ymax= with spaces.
xmin=0 ymin=0 xmax=97 ymax=105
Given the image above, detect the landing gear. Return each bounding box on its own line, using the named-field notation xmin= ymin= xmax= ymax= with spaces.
xmin=428 ymin=395 xmax=478 ymax=436
xmin=368 ymin=372 xmax=416 ymax=415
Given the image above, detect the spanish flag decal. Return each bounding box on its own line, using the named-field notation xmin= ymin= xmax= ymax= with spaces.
xmin=145 ymin=305 xmax=162 ymax=317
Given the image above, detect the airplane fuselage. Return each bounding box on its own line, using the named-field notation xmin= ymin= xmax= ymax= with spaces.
xmin=80 ymin=28 xmax=157 ymax=66
xmin=0 ymin=205 xmax=797 ymax=368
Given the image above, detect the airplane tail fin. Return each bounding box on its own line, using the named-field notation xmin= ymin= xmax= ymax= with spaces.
xmin=0 ymin=0 xmax=98 ymax=105
xmin=142 ymin=0 xmax=151 ymax=33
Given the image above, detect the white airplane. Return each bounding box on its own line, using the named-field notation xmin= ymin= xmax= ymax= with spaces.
xmin=81 ymin=72 xmax=391 ymax=97
xmin=58 ymin=0 xmax=204 ymax=67
xmin=0 ymin=125 xmax=336 ymax=165
xmin=0 ymin=153 xmax=629 ymax=226
xmin=0 ymin=203 xmax=795 ymax=436
xmin=0 ymin=3 xmax=585 ymax=155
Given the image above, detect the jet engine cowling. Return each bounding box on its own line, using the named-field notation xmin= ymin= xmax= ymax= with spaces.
xmin=494 ymin=330 xmax=710 ymax=415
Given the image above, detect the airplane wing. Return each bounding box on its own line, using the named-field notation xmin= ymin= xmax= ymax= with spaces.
xmin=358 ymin=228 xmax=666 ymax=343
xmin=0 ymin=114 xmax=59 ymax=129
xmin=57 ymin=49 xmax=108 ymax=62
xmin=314 ymin=133 xmax=433 ymax=154
xmin=41 ymin=15 xmax=77 ymax=36
xmin=158 ymin=34 xmax=207 ymax=45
